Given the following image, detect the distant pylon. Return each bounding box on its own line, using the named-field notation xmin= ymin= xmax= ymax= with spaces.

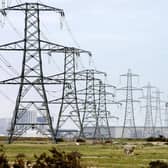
xmin=117 ymin=69 xmax=141 ymax=138
xmin=76 ymin=69 xmax=106 ymax=138
xmin=154 ymin=89 xmax=163 ymax=136
xmin=141 ymin=82 xmax=155 ymax=137
xmin=165 ymin=102 xmax=168 ymax=127
xmin=94 ymin=81 xmax=118 ymax=140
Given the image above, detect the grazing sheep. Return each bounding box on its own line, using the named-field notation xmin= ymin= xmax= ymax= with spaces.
xmin=75 ymin=142 xmax=80 ymax=146
xmin=123 ymin=145 xmax=136 ymax=155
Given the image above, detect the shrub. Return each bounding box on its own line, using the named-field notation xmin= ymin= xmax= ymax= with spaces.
xmin=149 ymin=160 xmax=168 ymax=168
xmin=13 ymin=153 xmax=26 ymax=168
xmin=56 ymin=138 xmax=64 ymax=142
xmin=76 ymin=138 xmax=86 ymax=143
xmin=0 ymin=145 xmax=10 ymax=168
xmin=104 ymin=140 xmax=112 ymax=144
xmin=0 ymin=145 xmax=83 ymax=168
xmin=32 ymin=147 xmax=82 ymax=168
xmin=146 ymin=135 xmax=168 ymax=142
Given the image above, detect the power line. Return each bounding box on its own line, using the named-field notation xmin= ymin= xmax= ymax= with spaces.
xmin=0 ymin=64 xmax=12 ymax=76
xmin=0 ymin=88 xmax=15 ymax=104
xmin=62 ymin=17 xmax=80 ymax=48
xmin=0 ymin=53 xmax=19 ymax=75
xmin=6 ymin=15 xmax=22 ymax=38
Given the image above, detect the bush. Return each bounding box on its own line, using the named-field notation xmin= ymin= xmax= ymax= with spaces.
xmin=33 ymin=147 xmax=82 ymax=168
xmin=76 ymin=138 xmax=86 ymax=143
xmin=0 ymin=145 xmax=10 ymax=168
xmin=13 ymin=153 xmax=26 ymax=168
xmin=0 ymin=145 xmax=83 ymax=168
xmin=104 ymin=140 xmax=112 ymax=144
xmin=56 ymin=138 xmax=64 ymax=142
xmin=146 ymin=135 xmax=168 ymax=142
xmin=149 ymin=160 xmax=168 ymax=168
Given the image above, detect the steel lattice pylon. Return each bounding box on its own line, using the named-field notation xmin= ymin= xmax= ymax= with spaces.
xmin=141 ymin=82 xmax=155 ymax=137
xmin=165 ymin=102 xmax=168 ymax=127
xmin=76 ymin=69 xmax=118 ymax=139
xmin=118 ymin=69 xmax=141 ymax=138
xmin=0 ymin=3 xmax=64 ymax=143
xmin=0 ymin=3 xmax=90 ymax=143
xmin=55 ymin=52 xmax=85 ymax=138
xmin=77 ymin=69 xmax=103 ymax=138
xmin=49 ymin=52 xmax=91 ymax=138
xmin=94 ymin=81 xmax=118 ymax=140
xmin=154 ymin=89 xmax=163 ymax=136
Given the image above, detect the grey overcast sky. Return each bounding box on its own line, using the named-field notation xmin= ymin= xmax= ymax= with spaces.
xmin=47 ymin=0 xmax=168 ymax=93
xmin=0 ymin=0 xmax=167 ymax=126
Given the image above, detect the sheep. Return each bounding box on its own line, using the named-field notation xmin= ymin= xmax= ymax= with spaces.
xmin=75 ymin=142 xmax=80 ymax=146
xmin=123 ymin=145 xmax=136 ymax=155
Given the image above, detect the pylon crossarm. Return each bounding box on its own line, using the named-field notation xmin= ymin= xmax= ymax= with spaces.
xmin=76 ymin=69 xmax=105 ymax=76
xmin=43 ymin=76 xmax=64 ymax=84
xmin=101 ymin=91 xmax=115 ymax=96
xmin=1 ymin=3 xmax=64 ymax=14
xmin=106 ymin=100 xmax=122 ymax=105
xmin=0 ymin=40 xmax=24 ymax=51
xmin=49 ymin=97 xmax=84 ymax=104
xmin=119 ymin=99 xmax=140 ymax=103
xmin=0 ymin=76 xmax=64 ymax=85
xmin=0 ymin=40 xmax=65 ymax=52
xmin=107 ymin=115 xmax=119 ymax=120
xmin=44 ymin=41 xmax=91 ymax=56
xmin=77 ymin=87 xmax=100 ymax=94
xmin=117 ymin=87 xmax=142 ymax=91
xmin=0 ymin=76 xmax=21 ymax=84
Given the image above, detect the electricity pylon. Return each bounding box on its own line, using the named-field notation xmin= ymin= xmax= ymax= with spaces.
xmin=76 ymin=69 xmax=106 ymax=138
xmin=0 ymin=3 xmax=90 ymax=143
xmin=141 ymin=82 xmax=155 ymax=137
xmin=49 ymin=53 xmax=91 ymax=139
xmin=165 ymin=102 xmax=168 ymax=127
xmin=154 ymin=89 xmax=164 ymax=136
xmin=117 ymin=69 xmax=141 ymax=138
xmin=75 ymin=69 xmax=119 ymax=139
xmin=94 ymin=81 xmax=119 ymax=140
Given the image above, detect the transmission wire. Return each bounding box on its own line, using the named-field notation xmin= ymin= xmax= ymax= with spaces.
xmin=0 ymin=53 xmax=19 ymax=75
xmin=0 ymin=88 xmax=15 ymax=104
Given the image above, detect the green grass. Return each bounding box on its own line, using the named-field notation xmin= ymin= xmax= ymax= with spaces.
xmin=1 ymin=139 xmax=168 ymax=167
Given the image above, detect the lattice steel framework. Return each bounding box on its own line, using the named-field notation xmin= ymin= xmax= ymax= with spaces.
xmin=141 ymin=82 xmax=155 ymax=137
xmin=49 ymin=53 xmax=91 ymax=138
xmin=118 ymin=69 xmax=141 ymax=138
xmin=75 ymin=69 xmax=118 ymax=139
xmin=0 ymin=3 xmax=90 ymax=143
xmin=76 ymin=69 xmax=104 ymax=138
xmin=154 ymin=89 xmax=163 ymax=136
xmin=165 ymin=102 xmax=168 ymax=127
xmin=94 ymin=81 xmax=118 ymax=139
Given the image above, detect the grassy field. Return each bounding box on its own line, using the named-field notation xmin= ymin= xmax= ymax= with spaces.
xmin=1 ymin=139 xmax=168 ymax=167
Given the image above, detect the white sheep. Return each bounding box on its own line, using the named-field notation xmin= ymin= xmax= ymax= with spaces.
xmin=123 ymin=145 xmax=136 ymax=155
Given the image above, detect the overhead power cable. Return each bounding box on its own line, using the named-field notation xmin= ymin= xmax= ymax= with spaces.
xmin=62 ymin=17 xmax=80 ymax=48
xmin=0 ymin=88 xmax=15 ymax=104
xmin=0 ymin=64 xmax=12 ymax=76
xmin=6 ymin=16 xmax=22 ymax=38
xmin=0 ymin=53 xmax=19 ymax=75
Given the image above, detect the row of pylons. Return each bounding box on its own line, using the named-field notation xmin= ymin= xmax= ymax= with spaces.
xmin=0 ymin=2 xmax=166 ymax=143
